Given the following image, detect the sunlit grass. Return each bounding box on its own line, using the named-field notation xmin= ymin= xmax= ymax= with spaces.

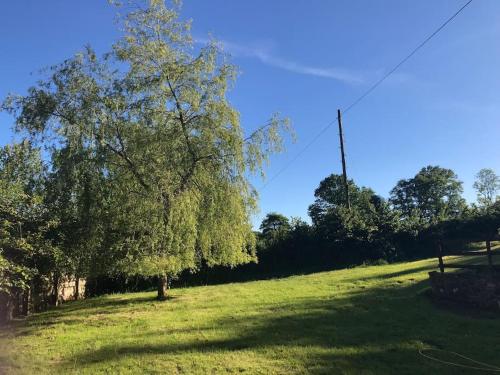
xmin=1 ymin=254 xmax=499 ymax=374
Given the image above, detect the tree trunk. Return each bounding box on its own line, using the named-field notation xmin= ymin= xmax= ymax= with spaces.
xmin=51 ymin=273 xmax=60 ymax=306
xmin=21 ymin=287 xmax=30 ymax=316
xmin=74 ymin=276 xmax=80 ymax=301
xmin=157 ymin=274 xmax=168 ymax=300
xmin=0 ymin=292 xmax=14 ymax=325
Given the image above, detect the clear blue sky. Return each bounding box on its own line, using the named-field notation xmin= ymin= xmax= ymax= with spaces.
xmin=1 ymin=1 xmax=499 ymax=227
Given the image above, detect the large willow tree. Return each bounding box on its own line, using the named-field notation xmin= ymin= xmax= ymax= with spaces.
xmin=4 ymin=0 xmax=291 ymax=299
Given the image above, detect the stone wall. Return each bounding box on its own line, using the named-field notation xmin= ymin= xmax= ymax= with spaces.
xmin=429 ymin=270 xmax=500 ymax=311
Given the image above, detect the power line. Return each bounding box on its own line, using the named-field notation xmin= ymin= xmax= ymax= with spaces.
xmin=258 ymin=0 xmax=473 ymax=192
xmin=259 ymin=118 xmax=337 ymax=191
xmin=343 ymin=0 xmax=473 ymax=115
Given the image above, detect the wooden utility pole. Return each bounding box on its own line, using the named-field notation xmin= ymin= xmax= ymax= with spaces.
xmin=337 ymin=109 xmax=351 ymax=210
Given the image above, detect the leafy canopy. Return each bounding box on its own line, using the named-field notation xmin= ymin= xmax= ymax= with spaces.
xmin=473 ymin=168 xmax=500 ymax=208
xmin=3 ymin=0 xmax=291 ymax=279
xmin=390 ymin=166 xmax=466 ymax=223
xmin=0 ymin=143 xmax=60 ymax=298
xmin=307 ymin=174 xmax=401 ymax=263
xmin=308 ymin=174 xmax=380 ymax=226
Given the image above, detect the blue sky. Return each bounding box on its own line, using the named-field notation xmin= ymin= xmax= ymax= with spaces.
xmin=1 ymin=1 xmax=499 ymax=227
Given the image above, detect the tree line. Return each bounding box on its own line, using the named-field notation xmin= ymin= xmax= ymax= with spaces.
xmin=155 ymin=166 xmax=498 ymax=289
xmin=253 ymin=167 xmax=499 ymax=274
xmin=84 ymin=166 xmax=499 ymax=296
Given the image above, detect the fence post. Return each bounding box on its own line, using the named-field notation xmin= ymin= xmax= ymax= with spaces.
xmin=438 ymin=241 xmax=445 ymax=273
xmin=486 ymin=239 xmax=493 ymax=267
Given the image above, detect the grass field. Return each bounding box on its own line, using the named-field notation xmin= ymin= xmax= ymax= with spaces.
xmin=1 ymin=255 xmax=499 ymax=374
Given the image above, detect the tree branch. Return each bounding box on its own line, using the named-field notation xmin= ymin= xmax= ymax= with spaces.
xmin=243 ymin=122 xmax=273 ymax=143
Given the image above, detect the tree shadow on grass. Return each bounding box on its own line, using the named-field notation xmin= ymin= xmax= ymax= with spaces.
xmin=349 ymin=255 xmax=495 ymax=283
xmin=54 ymin=294 xmax=177 ymax=315
xmin=60 ymin=280 xmax=500 ymax=374
xmin=9 ymin=294 xmax=178 ymax=337
xmin=350 ymin=264 xmax=436 ymax=281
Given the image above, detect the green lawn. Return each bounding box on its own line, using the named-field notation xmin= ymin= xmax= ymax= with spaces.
xmin=1 ymin=256 xmax=499 ymax=374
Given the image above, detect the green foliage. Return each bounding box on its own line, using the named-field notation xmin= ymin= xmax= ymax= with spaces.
xmin=308 ymin=174 xmax=376 ymax=225
xmin=44 ymin=145 xmax=108 ymax=278
xmin=473 ymin=168 xmax=500 ymax=208
xmin=2 ymin=1 xmax=291 ymax=290
xmin=307 ymin=174 xmax=400 ymax=262
xmin=426 ymin=200 xmax=500 ymax=242
xmin=390 ymin=165 xmax=466 ymax=224
xmin=0 ymin=141 xmax=45 ymax=192
xmin=259 ymin=212 xmax=291 ymax=245
xmin=0 ymin=143 xmax=61 ymax=302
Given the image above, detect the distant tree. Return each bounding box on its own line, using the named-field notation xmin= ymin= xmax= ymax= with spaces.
xmin=308 ymin=174 xmax=400 ymax=264
xmin=3 ymin=1 xmax=291 ymax=300
xmin=308 ymin=174 xmax=377 ymax=226
xmin=258 ymin=212 xmax=291 ymax=251
xmin=260 ymin=212 xmax=291 ymax=235
xmin=390 ymin=166 xmax=466 ymax=224
xmin=289 ymin=217 xmax=310 ymax=233
xmin=473 ymin=168 xmax=500 ymax=208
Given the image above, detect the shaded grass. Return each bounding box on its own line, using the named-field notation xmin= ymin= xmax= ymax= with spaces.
xmin=1 ymin=256 xmax=499 ymax=374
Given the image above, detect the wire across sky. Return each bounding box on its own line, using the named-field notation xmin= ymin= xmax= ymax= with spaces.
xmin=259 ymin=0 xmax=474 ymax=192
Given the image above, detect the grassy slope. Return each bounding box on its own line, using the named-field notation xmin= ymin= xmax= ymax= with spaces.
xmin=1 ymin=256 xmax=499 ymax=375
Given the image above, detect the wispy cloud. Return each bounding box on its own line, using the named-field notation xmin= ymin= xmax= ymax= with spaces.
xmin=430 ymin=98 xmax=499 ymax=115
xmin=195 ymin=37 xmax=365 ymax=85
